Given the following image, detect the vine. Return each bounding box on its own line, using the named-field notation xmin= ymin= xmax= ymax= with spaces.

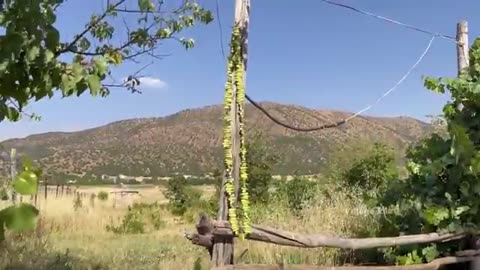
xmin=222 ymin=26 xmax=250 ymax=238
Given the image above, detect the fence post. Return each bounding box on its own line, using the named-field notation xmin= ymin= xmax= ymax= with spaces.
xmin=456 ymin=20 xmax=478 ymax=270
xmin=212 ymin=0 xmax=250 ymax=267
xmin=9 ymin=148 xmax=16 ymax=204
xmin=44 ymin=177 xmax=48 ymax=201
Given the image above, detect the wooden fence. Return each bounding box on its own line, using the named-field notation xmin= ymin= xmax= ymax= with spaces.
xmin=186 ymin=213 xmax=480 ymax=270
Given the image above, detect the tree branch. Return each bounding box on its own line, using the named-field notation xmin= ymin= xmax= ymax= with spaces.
xmin=55 ymin=0 xmax=126 ymax=56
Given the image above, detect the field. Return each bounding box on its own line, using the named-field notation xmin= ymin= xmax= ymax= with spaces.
xmin=0 ymin=184 xmax=378 ymax=270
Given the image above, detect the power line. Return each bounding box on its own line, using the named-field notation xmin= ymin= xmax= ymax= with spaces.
xmin=319 ymin=0 xmax=457 ymax=42
xmin=345 ymin=36 xmax=436 ymax=122
xmin=246 ymin=36 xmax=435 ymax=132
xmin=214 ymin=1 xmax=438 ymax=132
xmin=215 ymin=0 xmax=227 ymax=59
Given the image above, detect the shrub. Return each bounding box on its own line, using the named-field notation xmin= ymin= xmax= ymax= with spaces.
xmin=97 ymin=191 xmax=109 ymax=201
xmin=164 ymin=175 xmax=192 ymax=215
xmin=106 ymin=202 xmax=166 ymax=234
xmin=274 ymin=176 xmax=318 ymax=216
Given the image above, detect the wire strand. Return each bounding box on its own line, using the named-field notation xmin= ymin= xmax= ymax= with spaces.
xmin=215 ymin=0 xmax=226 ymax=59
xmin=345 ymin=35 xmax=436 ymax=121
xmin=246 ymin=36 xmax=436 ymax=132
xmin=319 ymin=0 xmax=457 ymax=42
xmin=215 ymin=0 xmax=438 ymax=132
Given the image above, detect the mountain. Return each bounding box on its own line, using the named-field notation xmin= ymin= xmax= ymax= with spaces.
xmin=1 ymin=102 xmax=433 ymax=178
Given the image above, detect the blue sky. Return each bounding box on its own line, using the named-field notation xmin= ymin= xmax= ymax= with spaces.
xmin=1 ymin=0 xmax=479 ymax=140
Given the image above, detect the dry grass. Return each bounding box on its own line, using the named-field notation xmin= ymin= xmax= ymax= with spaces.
xmin=0 ymin=184 xmax=378 ymax=270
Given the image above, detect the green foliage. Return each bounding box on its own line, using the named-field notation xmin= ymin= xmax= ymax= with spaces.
xmin=210 ymin=133 xmax=278 ymax=215
xmin=97 ymin=191 xmax=108 ymax=201
xmin=340 ymin=143 xmax=399 ymax=205
xmin=164 ymin=175 xmax=202 ymax=216
xmin=245 ymin=133 xmax=278 ymax=204
xmin=378 ymin=38 xmax=480 ymax=264
xmin=106 ymin=202 xmax=166 ymax=234
xmin=0 ymin=150 xmax=41 ymax=241
xmin=274 ymin=177 xmax=318 ymax=216
xmin=0 ymin=0 xmax=213 ymax=121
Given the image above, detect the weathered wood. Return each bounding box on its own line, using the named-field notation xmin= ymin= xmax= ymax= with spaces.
xmin=456 ymin=20 xmax=476 ymax=270
xmin=456 ymin=20 xmax=469 ymax=76
xmin=212 ymin=0 xmax=250 ymax=267
xmin=187 ymin=217 xmax=471 ymax=250
xmin=10 ymin=148 xmax=16 ymax=204
xmin=212 ymin=255 xmax=476 ymax=270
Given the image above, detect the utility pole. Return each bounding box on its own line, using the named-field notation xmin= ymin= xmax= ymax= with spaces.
xmin=212 ymin=0 xmax=250 ymax=267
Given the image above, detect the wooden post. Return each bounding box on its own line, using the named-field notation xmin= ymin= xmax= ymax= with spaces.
xmin=457 ymin=20 xmax=469 ymax=76
xmin=56 ymin=184 xmax=59 ymax=198
xmin=10 ymin=148 xmax=16 ymax=204
xmin=44 ymin=177 xmax=48 ymax=201
xmin=456 ymin=20 xmax=477 ymax=270
xmin=212 ymin=0 xmax=250 ymax=267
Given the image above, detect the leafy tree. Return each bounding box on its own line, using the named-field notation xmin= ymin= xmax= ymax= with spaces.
xmin=245 ymin=132 xmax=278 ymax=204
xmin=274 ymin=176 xmax=318 ymax=216
xmin=379 ymin=38 xmax=480 ymax=264
xmin=341 ymin=143 xmax=399 ymax=204
xmin=211 ymin=132 xmax=278 ymax=206
xmin=0 ymin=0 xmax=213 ymax=121
xmin=163 ymin=175 xmax=202 ymax=216
xmin=0 ymin=0 xmax=212 ymax=241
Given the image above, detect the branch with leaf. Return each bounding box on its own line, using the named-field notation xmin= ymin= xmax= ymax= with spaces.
xmin=0 ymin=0 xmax=213 ymax=121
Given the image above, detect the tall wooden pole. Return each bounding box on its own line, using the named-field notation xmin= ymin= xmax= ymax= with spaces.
xmin=456 ymin=20 xmax=478 ymax=270
xmin=456 ymin=21 xmax=469 ymax=76
xmin=212 ymin=0 xmax=250 ymax=267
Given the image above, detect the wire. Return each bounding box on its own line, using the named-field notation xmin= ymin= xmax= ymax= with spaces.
xmin=214 ymin=0 xmax=437 ymax=132
xmin=345 ymin=35 xmax=435 ymax=121
xmin=319 ymin=0 xmax=457 ymax=42
xmin=246 ymin=36 xmax=436 ymax=132
xmin=215 ymin=0 xmax=226 ymax=59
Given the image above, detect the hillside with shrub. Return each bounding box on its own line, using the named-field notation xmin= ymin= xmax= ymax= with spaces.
xmin=1 ymin=102 xmax=432 ymax=177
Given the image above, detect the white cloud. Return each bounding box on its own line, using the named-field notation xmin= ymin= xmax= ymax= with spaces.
xmin=123 ymin=76 xmax=167 ymax=89
xmin=138 ymin=76 xmax=167 ymax=88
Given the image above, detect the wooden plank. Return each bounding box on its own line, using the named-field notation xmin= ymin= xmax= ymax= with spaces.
xmin=213 ymin=255 xmax=477 ymax=270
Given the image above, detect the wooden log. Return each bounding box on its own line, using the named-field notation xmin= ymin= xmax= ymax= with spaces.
xmin=212 ymin=254 xmax=476 ymax=270
xmin=187 ymin=216 xmax=471 ymax=250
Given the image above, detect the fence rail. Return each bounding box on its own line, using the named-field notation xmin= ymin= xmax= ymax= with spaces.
xmin=186 ymin=214 xmax=475 ymax=250
xmin=212 ymin=253 xmax=478 ymax=270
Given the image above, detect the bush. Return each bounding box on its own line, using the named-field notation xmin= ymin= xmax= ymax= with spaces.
xmin=274 ymin=176 xmax=318 ymax=216
xmin=210 ymin=132 xmax=278 ymax=209
xmin=163 ymin=175 xmax=207 ymax=216
xmin=97 ymin=191 xmax=109 ymax=201
xmin=106 ymin=202 xmax=166 ymax=234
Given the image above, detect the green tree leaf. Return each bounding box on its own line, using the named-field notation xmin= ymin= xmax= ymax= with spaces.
xmin=87 ymin=75 xmax=101 ymax=95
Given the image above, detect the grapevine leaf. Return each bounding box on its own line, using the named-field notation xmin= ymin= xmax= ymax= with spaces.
xmin=422 ymin=245 xmax=439 ymax=263
xmin=13 ymin=170 xmax=38 ymax=195
xmin=423 ymin=206 xmax=449 ymax=226
xmin=0 ymin=203 xmax=39 ymax=232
